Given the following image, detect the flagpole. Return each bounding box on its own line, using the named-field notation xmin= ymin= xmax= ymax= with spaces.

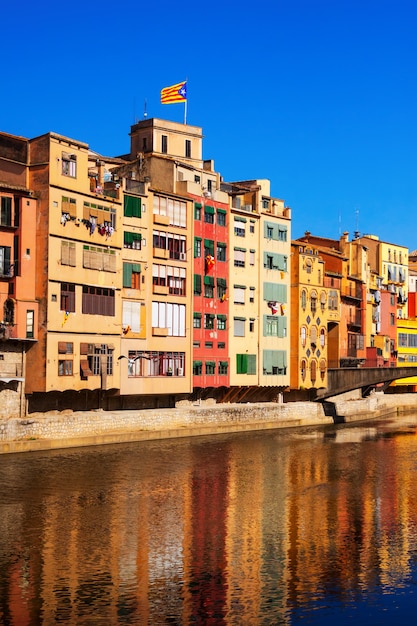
xmin=184 ymin=77 xmax=188 ymax=124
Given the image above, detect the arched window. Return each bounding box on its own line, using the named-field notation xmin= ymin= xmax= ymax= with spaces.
xmin=301 ymin=289 xmax=307 ymax=310
xmin=310 ymin=290 xmax=317 ymax=314
xmin=4 ymin=299 xmax=14 ymax=325
xmin=320 ymin=291 xmax=327 ymax=311
xmin=320 ymin=327 xmax=326 ymax=347
xmin=300 ymin=326 xmax=307 ymax=348
xmin=310 ymin=325 xmax=317 ymax=349
xmin=320 ymin=359 xmax=326 ymax=381
xmin=310 ymin=359 xmax=317 ymax=385
xmin=300 ymin=359 xmax=307 ymax=382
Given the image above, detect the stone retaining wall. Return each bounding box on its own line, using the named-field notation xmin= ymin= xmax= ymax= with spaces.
xmin=1 ymin=393 xmax=416 ymax=454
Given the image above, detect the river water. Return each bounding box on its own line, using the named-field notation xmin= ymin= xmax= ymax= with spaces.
xmin=2 ymin=415 xmax=417 ymax=625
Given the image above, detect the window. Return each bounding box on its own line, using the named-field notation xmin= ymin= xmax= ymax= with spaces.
xmin=310 ymin=359 xmax=317 ymax=384
xmin=301 ymin=326 xmax=307 ymax=348
xmin=122 ymin=300 xmax=144 ymax=333
xmin=204 ymin=314 xmax=215 ymax=329
xmin=4 ymin=299 xmax=14 ymax=324
xmin=250 ymin=287 xmax=255 ymax=303
xmin=205 ymin=342 xmax=213 ymax=349
xmin=0 ymin=246 xmax=11 ymax=276
xmin=167 ymin=266 xmax=186 ymax=296
xmin=217 ymin=243 xmax=226 ymax=261
xmin=234 ymin=248 xmax=246 ymax=267
xmin=62 ymin=152 xmax=76 ymax=177
xmin=329 ymin=290 xmax=338 ymax=310
xmin=58 ymin=360 xmax=73 ymax=376
xmin=193 ymin=361 xmax=202 ymax=376
xmin=236 ymin=354 xmax=256 ymax=374
xmin=217 ymin=315 xmax=226 ymax=330
xmin=217 ymin=210 xmax=226 ymax=226
xmin=193 ymin=313 xmax=202 ymax=328
xmin=301 ymin=290 xmax=307 ymax=309
xmin=263 ymin=350 xmax=287 ymax=375
xmin=194 ymin=237 xmax=202 ymax=258
xmin=234 ymin=218 xmax=246 ymax=237
xmin=154 ymin=196 xmax=186 ymax=228
xmin=204 ymin=276 xmax=214 ymax=298
xmin=320 ymin=328 xmax=326 ymax=347
xmin=124 ymin=232 xmax=142 ymax=249
xmin=26 ymin=310 xmax=34 ymax=338
xmin=217 ymin=278 xmax=227 ymax=300
xmin=301 ymin=359 xmax=307 ymax=381
xmin=249 ymin=319 xmax=255 ymax=332
xmin=234 ymin=286 xmax=246 ymax=305
xmin=267 ymin=226 xmax=273 ymax=239
xmin=194 ymin=203 xmax=202 ymax=220
xmin=82 ymin=286 xmax=115 ymax=316
xmin=204 ymin=209 xmax=214 ymax=224
xmin=310 ymin=290 xmax=317 ymax=314
xmin=1 ymin=196 xmax=12 ymax=226
xmin=263 ymin=282 xmax=287 ymax=303
xmin=390 ymin=294 xmax=395 ymax=306
xmin=218 ymin=361 xmax=228 ymax=375
xmin=152 ymin=302 xmax=186 ymax=336
xmin=250 ymin=221 xmax=255 ymax=234
xmin=61 ymin=240 xmax=76 ymax=266
xmin=83 ymin=245 xmax=116 ymax=272
xmin=124 ymin=195 xmax=141 ymax=218
xmin=204 ymin=239 xmax=214 ymax=258
xmin=207 ymin=180 xmax=213 ymax=193
xmin=123 ymin=263 xmax=141 ymax=289
xmin=205 ymin=361 xmax=215 ymax=375
xmin=250 ymin=250 xmax=255 ymax=266
xmin=233 ymin=317 xmax=245 ymax=336
xmin=278 ymin=226 xmax=287 ymax=242
xmin=194 ymin=175 xmax=201 ymax=184
xmin=80 ymin=343 xmax=114 ymax=378
xmin=185 ymin=139 xmax=191 ymax=158
xmin=390 ymin=313 xmax=395 ymax=325
xmin=218 ymin=342 xmax=225 ymax=349
xmin=60 ymin=283 xmax=75 ymax=312
xmin=161 ymin=135 xmax=168 ymax=154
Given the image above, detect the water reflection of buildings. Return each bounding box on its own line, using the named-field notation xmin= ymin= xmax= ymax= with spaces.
xmin=2 ymin=433 xmax=417 ymax=623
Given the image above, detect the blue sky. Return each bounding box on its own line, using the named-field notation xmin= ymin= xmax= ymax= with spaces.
xmin=2 ymin=0 xmax=416 ymax=248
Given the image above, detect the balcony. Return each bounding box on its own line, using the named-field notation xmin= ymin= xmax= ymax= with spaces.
xmin=152 ymin=327 xmax=168 ymax=337
xmin=153 ymin=213 xmax=170 ymax=226
xmin=153 ymin=284 xmax=169 ymax=295
xmin=153 ymin=247 xmax=170 ymax=260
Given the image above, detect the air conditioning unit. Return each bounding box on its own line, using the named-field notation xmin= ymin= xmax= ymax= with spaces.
xmin=179 ymin=252 xmax=186 ymax=261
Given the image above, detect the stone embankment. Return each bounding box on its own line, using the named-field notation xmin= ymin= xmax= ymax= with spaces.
xmin=1 ymin=392 xmax=416 ymax=454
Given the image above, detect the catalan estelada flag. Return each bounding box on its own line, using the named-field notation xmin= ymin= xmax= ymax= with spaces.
xmin=161 ymin=81 xmax=187 ymax=104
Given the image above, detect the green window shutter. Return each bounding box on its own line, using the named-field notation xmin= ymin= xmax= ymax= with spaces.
xmin=124 ymin=232 xmax=133 ymax=245
xmin=217 ymin=242 xmax=226 ymax=248
xmin=217 ymin=278 xmax=226 ymax=288
xmin=235 ymin=216 xmax=247 ymax=223
xmin=236 ymin=353 xmax=248 ymax=374
xmin=194 ymin=202 xmax=202 ymax=209
xmin=204 ymin=239 xmax=214 ymax=255
xmin=124 ymin=195 xmax=141 ymax=218
xmin=194 ymin=274 xmax=202 ymax=293
xmin=204 ymin=205 xmax=215 ymax=214
xmin=123 ymin=263 xmax=132 ymax=287
xmin=278 ymin=316 xmax=286 ymax=337
xmin=193 ymin=360 xmax=202 ymax=366
xmin=204 ymin=275 xmax=214 ymax=286
xmin=132 ymin=264 xmax=141 ymax=273
xmin=263 ymin=282 xmax=287 ymax=303
xmin=194 ymin=312 xmax=202 ymax=318
xmin=217 ymin=208 xmax=226 ymax=214
xmin=217 ymin=314 xmax=226 ymax=321
xmin=277 ymin=254 xmax=287 ymax=271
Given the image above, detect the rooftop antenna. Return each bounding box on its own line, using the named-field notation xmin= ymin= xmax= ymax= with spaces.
xmin=144 ymin=98 xmax=147 ymax=118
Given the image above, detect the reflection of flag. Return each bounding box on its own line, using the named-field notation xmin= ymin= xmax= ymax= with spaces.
xmin=161 ymin=81 xmax=187 ymax=104
xmin=268 ymin=301 xmax=278 ymax=315
xmin=62 ymin=311 xmax=70 ymax=326
xmin=220 ymin=293 xmax=228 ymax=302
xmin=205 ymin=255 xmax=215 ymax=272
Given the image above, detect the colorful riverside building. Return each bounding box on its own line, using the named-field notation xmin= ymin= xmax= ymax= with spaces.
xmin=290 ymin=240 xmax=339 ymax=393
xmin=221 ymin=180 xmax=291 ymax=400
xmin=20 ymin=132 xmax=126 ymax=411
xmin=0 ymin=132 xmax=39 ymax=417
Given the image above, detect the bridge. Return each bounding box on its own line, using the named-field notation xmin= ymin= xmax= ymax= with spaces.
xmin=313 ymin=366 xmax=417 ymax=401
